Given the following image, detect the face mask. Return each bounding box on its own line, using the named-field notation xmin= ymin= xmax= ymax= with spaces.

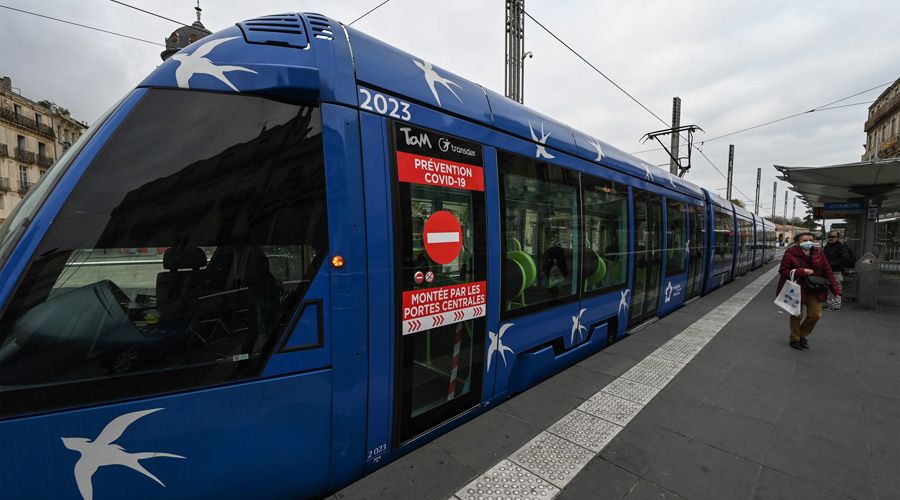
xmin=799 ymin=241 xmax=814 ymax=250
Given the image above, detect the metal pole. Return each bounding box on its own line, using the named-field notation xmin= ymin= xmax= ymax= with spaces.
xmin=755 ymin=168 xmax=761 ymax=215
xmin=784 ymin=191 xmax=789 ymax=241
xmin=726 ymin=145 xmax=734 ymax=201
xmin=772 ymin=182 xmax=778 ymax=244
xmin=504 ymin=1 xmax=525 ymax=103
xmin=669 ymin=97 xmax=681 ymax=176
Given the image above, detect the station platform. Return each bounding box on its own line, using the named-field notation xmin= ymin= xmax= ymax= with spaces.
xmin=329 ymin=258 xmax=899 ymax=500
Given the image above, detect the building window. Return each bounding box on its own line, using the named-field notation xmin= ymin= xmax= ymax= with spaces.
xmin=19 ymin=165 xmax=29 ymax=192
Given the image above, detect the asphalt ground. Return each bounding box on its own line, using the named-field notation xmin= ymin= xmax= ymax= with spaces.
xmin=330 ymin=257 xmax=900 ymax=500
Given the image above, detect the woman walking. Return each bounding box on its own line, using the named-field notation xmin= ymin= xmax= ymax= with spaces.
xmin=777 ymin=232 xmax=842 ymax=350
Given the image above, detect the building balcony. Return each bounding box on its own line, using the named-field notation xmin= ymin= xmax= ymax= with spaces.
xmin=0 ymin=177 xmax=10 ymax=191
xmin=14 ymin=147 xmax=36 ymax=164
xmin=18 ymin=180 xmax=32 ymax=194
xmin=0 ymin=108 xmax=57 ymax=139
xmin=37 ymin=154 xmax=54 ymax=167
xmin=0 ymin=143 xmax=7 ymax=156
xmin=865 ymin=94 xmax=900 ymax=132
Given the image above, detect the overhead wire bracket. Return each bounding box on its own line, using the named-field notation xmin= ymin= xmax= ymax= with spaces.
xmin=641 ymin=125 xmax=704 ymax=178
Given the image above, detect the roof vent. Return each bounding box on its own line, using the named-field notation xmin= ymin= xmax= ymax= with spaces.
xmin=238 ymin=13 xmax=309 ymax=48
xmin=306 ymin=14 xmax=335 ymax=41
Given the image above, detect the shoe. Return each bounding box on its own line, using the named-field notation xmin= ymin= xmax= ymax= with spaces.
xmin=800 ymin=338 xmax=809 ymax=349
xmin=790 ymin=341 xmax=803 ymax=350
xmin=822 ymin=305 xmax=835 ymax=311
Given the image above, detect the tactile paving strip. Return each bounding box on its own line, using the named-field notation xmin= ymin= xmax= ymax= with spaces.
xmin=653 ymin=340 xmax=702 ymax=363
xmin=509 ymin=432 xmax=593 ymax=488
xmin=620 ymin=357 xmax=684 ymax=388
xmin=601 ymin=377 xmax=660 ymax=405
xmin=578 ymin=392 xmax=643 ymax=426
xmin=548 ymin=410 xmax=623 ymax=453
xmin=457 ymin=459 xmax=560 ymax=500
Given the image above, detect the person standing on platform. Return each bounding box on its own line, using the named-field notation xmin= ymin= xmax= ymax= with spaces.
xmin=777 ymin=232 xmax=842 ymax=350
xmin=822 ymin=231 xmax=851 ymax=311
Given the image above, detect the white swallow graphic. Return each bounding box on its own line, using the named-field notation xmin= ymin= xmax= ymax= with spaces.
xmin=487 ymin=323 xmax=515 ymax=372
xmin=172 ymin=36 xmax=258 ymax=91
xmin=571 ymin=308 xmax=588 ymax=344
xmin=640 ymin=162 xmax=654 ymax=181
xmin=586 ymin=137 xmax=605 ymax=161
xmin=662 ymin=169 xmax=677 ymax=188
xmin=529 ymin=122 xmax=555 ymax=159
xmin=618 ymin=289 xmax=631 ymax=315
xmin=61 ymin=408 xmax=185 ymax=500
xmin=665 ymin=282 xmax=673 ymax=303
xmin=413 ymin=60 xmax=463 ymax=107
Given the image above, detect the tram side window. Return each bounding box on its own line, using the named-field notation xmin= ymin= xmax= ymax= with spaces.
xmin=582 ymin=175 xmax=628 ymax=294
xmin=0 ymin=90 xmax=328 ymax=416
xmin=498 ymin=150 xmax=579 ymax=315
xmin=665 ymin=199 xmax=687 ymax=277
xmin=713 ymin=210 xmax=734 ymax=264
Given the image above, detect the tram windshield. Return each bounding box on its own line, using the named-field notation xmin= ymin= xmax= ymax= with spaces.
xmin=0 ymin=89 xmax=328 ymax=415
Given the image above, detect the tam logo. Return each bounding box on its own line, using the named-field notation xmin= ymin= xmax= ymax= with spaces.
xmin=400 ymin=127 xmax=432 ymax=148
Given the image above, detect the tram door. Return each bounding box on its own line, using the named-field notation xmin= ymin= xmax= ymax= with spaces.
xmin=629 ymin=190 xmax=664 ymax=326
xmin=685 ymin=204 xmax=706 ymax=299
xmin=390 ymin=122 xmax=488 ymax=446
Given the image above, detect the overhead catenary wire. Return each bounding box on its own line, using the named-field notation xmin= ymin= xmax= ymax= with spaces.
xmin=517 ymin=8 xmax=893 ymax=219
xmin=0 ymin=4 xmax=164 ymax=46
xmin=521 ymin=8 xmax=670 ymax=129
xmin=109 ymin=0 xmax=192 ymax=28
xmin=349 ymin=0 xmax=392 ymax=26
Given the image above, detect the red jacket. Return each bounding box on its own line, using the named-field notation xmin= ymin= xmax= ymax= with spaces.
xmin=777 ymin=245 xmax=842 ymax=303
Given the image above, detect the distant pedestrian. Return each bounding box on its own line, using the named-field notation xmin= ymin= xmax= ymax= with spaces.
xmin=822 ymin=231 xmax=851 ymax=311
xmin=777 ymin=232 xmax=842 ymax=350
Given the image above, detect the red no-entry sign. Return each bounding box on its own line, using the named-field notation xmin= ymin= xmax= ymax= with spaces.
xmin=423 ymin=211 xmax=462 ymax=265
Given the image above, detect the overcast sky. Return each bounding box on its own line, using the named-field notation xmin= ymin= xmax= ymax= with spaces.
xmin=2 ymin=0 xmax=898 ymax=220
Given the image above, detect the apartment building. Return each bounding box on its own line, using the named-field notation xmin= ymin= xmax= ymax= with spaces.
xmin=0 ymin=76 xmax=87 ymax=224
xmin=862 ymin=77 xmax=900 ymax=161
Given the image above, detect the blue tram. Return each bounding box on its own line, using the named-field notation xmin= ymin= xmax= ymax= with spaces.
xmin=0 ymin=12 xmax=777 ymax=499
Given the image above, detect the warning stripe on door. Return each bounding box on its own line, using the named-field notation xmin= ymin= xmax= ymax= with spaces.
xmin=403 ymin=305 xmax=485 ymax=335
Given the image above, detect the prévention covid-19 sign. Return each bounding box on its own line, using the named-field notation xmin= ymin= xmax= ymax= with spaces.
xmin=394 ymin=122 xmax=484 ymax=192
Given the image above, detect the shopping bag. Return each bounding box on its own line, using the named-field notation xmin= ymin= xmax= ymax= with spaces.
xmin=775 ymin=270 xmax=801 ymax=316
xmin=548 ymin=261 xmax=564 ymax=287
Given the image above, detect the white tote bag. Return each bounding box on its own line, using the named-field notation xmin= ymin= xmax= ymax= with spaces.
xmin=775 ymin=270 xmax=802 ymax=316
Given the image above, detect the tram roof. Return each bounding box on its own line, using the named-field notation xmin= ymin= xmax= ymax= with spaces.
xmin=345 ymin=24 xmax=704 ymax=199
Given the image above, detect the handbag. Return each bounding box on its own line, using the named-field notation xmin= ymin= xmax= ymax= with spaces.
xmin=804 ymin=275 xmax=830 ymax=293
xmin=775 ymin=270 xmax=802 ymax=316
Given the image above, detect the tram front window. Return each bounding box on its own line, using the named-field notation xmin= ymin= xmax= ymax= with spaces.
xmin=0 ymin=89 xmax=328 ymax=416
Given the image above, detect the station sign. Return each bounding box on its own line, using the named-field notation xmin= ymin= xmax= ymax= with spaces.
xmin=824 ymin=201 xmax=863 ymax=211
xmin=394 ymin=122 xmax=484 ymax=191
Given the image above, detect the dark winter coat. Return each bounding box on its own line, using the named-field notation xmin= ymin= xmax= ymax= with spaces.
xmin=823 ymin=240 xmax=852 ymax=273
xmin=777 ymin=244 xmax=842 ymax=303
